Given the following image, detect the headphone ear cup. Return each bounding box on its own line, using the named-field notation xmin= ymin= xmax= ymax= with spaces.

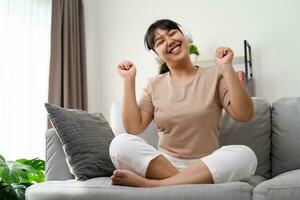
xmin=144 ymin=40 xmax=164 ymax=66
xmin=149 ymin=50 xmax=164 ymax=66
xmin=178 ymin=24 xmax=193 ymax=44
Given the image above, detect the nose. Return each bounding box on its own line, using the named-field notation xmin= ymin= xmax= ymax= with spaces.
xmin=167 ymin=39 xmax=175 ymax=47
xmin=166 ymin=38 xmax=176 ymax=51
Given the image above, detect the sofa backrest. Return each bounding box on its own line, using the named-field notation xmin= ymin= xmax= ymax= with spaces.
xmin=271 ymin=97 xmax=300 ymax=177
xmin=110 ymin=101 xmax=159 ymax=148
xmin=44 ymin=97 xmax=300 ymax=181
xmin=45 ymin=128 xmax=74 ymax=181
xmin=219 ymin=98 xmax=271 ymax=179
xmin=110 ymin=98 xmax=272 ymax=179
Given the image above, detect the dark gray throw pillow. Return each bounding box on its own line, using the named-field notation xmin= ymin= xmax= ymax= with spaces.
xmin=45 ymin=103 xmax=115 ymax=180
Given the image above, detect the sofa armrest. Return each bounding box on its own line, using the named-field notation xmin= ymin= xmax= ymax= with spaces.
xmin=45 ymin=128 xmax=74 ymax=181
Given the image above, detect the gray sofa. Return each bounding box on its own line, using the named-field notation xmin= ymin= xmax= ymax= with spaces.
xmin=26 ymin=97 xmax=300 ymax=200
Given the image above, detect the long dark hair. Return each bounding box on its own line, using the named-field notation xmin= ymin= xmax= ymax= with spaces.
xmin=144 ymin=19 xmax=182 ymax=74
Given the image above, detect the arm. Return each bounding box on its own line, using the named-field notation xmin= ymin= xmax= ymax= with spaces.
xmin=216 ymin=47 xmax=254 ymax=122
xmin=118 ymin=61 xmax=154 ymax=134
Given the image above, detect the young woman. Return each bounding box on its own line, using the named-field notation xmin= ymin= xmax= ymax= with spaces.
xmin=109 ymin=19 xmax=257 ymax=187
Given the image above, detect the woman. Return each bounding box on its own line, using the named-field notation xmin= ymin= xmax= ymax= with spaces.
xmin=109 ymin=19 xmax=257 ymax=187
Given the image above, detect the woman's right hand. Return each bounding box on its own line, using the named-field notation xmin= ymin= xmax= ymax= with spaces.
xmin=117 ymin=60 xmax=136 ymax=79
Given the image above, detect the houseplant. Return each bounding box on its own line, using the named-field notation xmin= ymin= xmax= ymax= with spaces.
xmin=189 ymin=43 xmax=200 ymax=62
xmin=0 ymin=154 xmax=45 ymax=200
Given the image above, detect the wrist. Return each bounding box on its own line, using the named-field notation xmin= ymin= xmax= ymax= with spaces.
xmin=220 ymin=64 xmax=234 ymax=74
xmin=123 ymin=76 xmax=135 ymax=84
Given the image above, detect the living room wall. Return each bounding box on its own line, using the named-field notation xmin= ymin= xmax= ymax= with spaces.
xmin=83 ymin=0 xmax=300 ymax=122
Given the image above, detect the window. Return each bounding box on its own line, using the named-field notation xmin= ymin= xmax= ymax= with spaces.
xmin=0 ymin=0 xmax=52 ymax=160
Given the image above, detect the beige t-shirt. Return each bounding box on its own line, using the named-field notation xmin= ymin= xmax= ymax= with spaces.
xmin=138 ymin=66 xmax=231 ymax=159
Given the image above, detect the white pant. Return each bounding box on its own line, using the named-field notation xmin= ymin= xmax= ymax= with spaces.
xmin=109 ymin=134 xmax=257 ymax=183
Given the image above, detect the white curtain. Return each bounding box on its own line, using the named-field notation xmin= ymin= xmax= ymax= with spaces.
xmin=0 ymin=0 xmax=52 ymax=160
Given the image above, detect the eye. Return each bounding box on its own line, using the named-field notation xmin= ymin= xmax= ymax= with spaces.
xmin=169 ymin=30 xmax=177 ymax=36
xmin=155 ymin=39 xmax=164 ymax=47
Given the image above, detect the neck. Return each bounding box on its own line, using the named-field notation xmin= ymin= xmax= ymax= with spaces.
xmin=167 ymin=57 xmax=197 ymax=78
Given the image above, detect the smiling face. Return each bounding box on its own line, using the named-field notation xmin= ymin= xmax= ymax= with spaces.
xmin=153 ymin=28 xmax=190 ymax=65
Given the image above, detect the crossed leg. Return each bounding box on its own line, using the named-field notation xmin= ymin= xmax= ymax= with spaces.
xmin=111 ymin=154 xmax=213 ymax=187
xmin=110 ymin=134 xmax=213 ymax=187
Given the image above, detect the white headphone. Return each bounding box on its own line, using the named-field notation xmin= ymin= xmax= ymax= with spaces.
xmin=144 ymin=23 xmax=193 ymax=66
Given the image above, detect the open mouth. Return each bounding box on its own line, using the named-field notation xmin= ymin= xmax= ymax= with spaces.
xmin=168 ymin=43 xmax=181 ymax=54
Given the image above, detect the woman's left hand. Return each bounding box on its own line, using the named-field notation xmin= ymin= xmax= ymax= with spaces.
xmin=215 ymin=47 xmax=234 ymax=74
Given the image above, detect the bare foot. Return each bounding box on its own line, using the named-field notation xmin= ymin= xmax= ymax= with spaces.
xmin=111 ymin=169 xmax=157 ymax=187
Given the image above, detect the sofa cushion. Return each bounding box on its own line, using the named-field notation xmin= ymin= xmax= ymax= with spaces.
xmin=219 ymin=97 xmax=271 ymax=179
xmin=271 ymin=97 xmax=300 ymax=177
xmin=26 ymin=177 xmax=253 ymax=200
xmin=45 ymin=103 xmax=115 ymax=180
xmin=252 ymin=169 xmax=300 ymax=200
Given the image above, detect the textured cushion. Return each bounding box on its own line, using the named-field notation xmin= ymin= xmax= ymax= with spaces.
xmin=253 ymin=169 xmax=300 ymax=200
xmin=271 ymin=97 xmax=300 ymax=177
xmin=45 ymin=103 xmax=115 ymax=180
xmin=26 ymin=177 xmax=253 ymax=200
xmin=219 ymin=97 xmax=271 ymax=178
xmin=110 ymin=101 xmax=159 ymax=148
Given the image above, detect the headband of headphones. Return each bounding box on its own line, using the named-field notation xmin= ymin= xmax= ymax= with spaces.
xmin=144 ymin=23 xmax=193 ymax=65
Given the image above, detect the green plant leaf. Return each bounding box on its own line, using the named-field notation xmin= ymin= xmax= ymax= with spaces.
xmin=16 ymin=158 xmax=45 ymax=171
xmin=8 ymin=161 xmax=37 ymax=174
xmin=0 ymin=155 xmax=6 ymax=168
xmin=0 ymin=183 xmax=19 ymax=200
xmin=0 ymin=165 xmax=24 ymax=184
xmin=189 ymin=44 xmax=200 ymax=56
xmin=16 ymin=158 xmax=45 ymax=183
xmin=0 ymin=182 xmax=30 ymax=200
xmin=27 ymin=170 xmax=45 ymax=183
xmin=0 ymin=154 xmax=5 ymax=162
xmin=11 ymin=183 xmax=29 ymax=200
xmin=0 ymin=167 xmax=10 ymax=183
xmin=11 ymin=168 xmax=29 ymax=183
xmin=0 ymin=155 xmax=45 ymax=200
xmin=0 ymin=160 xmax=37 ymax=184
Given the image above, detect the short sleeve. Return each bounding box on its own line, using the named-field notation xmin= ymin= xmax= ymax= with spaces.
xmin=218 ymin=75 xmax=231 ymax=111
xmin=138 ymin=80 xmax=154 ymax=114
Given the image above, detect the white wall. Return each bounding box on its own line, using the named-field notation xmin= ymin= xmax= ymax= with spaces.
xmin=83 ymin=0 xmax=300 ymax=121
